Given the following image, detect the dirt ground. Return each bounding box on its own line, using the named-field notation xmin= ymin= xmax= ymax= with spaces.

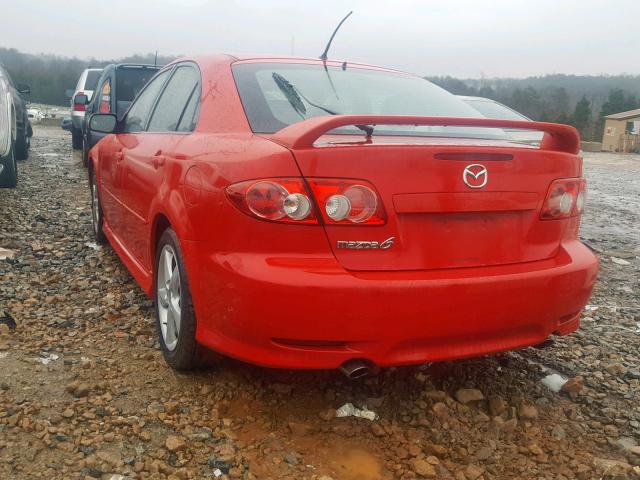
xmin=0 ymin=125 xmax=638 ymax=480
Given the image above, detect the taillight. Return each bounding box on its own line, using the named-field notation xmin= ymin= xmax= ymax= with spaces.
xmin=540 ymin=178 xmax=585 ymax=220
xmin=99 ymin=95 xmax=111 ymax=113
xmin=225 ymin=178 xmax=385 ymax=225
xmin=575 ymin=178 xmax=587 ymax=214
xmin=306 ymin=179 xmax=385 ymax=225
xmin=226 ymin=178 xmax=317 ymax=224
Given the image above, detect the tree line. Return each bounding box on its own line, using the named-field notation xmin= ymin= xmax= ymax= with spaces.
xmin=0 ymin=47 xmax=177 ymax=107
xmin=428 ymin=75 xmax=640 ymax=141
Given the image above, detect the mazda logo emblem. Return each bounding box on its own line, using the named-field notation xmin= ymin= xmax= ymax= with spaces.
xmin=463 ymin=164 xmax=488 ymax=188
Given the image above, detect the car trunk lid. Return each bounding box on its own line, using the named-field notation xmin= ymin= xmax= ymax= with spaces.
xmin=268 ymin=115 xmax=581 ymax=271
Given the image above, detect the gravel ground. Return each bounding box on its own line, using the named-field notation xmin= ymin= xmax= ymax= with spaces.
xmin=0 ymin=125 xmax=638 ymax=480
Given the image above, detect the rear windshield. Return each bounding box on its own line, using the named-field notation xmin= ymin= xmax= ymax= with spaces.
xmin=232 ymin=63 xmax=507 ymax=140
xmin=463 ymin=98 xmax=529 ymax=121
xmin=116 ymin=67 xmax=159 ymax=101
xmin=84 ymin=70 xmax=102 ymax=91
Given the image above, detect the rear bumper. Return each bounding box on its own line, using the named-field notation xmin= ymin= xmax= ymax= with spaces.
xmin=184 ymin=240 xmax=598 ymax=369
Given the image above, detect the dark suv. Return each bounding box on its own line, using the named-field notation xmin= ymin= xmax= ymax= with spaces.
xmin=81 ymin=64 xmax=160 ymax=165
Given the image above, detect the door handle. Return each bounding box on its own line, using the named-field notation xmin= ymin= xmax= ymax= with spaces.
xmin=152 ymin=156 xmax=165 ymax=169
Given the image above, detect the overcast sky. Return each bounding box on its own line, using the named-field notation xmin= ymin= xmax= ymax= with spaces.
xmin=2 ymin=0 xmax=639 ymax=78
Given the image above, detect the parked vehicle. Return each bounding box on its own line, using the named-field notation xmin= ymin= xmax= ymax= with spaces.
xmin=0 ymin=64 xmax=32 ymax=163
xmin=0 ymin=68 xmax=17 ymax=188
xmin=458 ymin=95 xmax=543 ymax=145
xmin=68 ymin=68 xmax=102 ymax=150
xmin=87 ymin=55 xmax=598 ymax=374
xmin=27 ymin=107 xmax=44 ymax=123
xmin=81 ymin=64 xmax=160 ymax=166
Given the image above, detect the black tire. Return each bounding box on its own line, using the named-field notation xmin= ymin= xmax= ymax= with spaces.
xmin=0 ymin=141 xmax=17 ymax=188
xmin=89 ymin=170 xmax=107 ymax=244
xmin=155 ymin=228 xmax=204 ymax=370
xmin=72 ymin=127 xmax=83 ymax=150
xmin=82 ymin=135 xmax=89 ymax=168
xmin=15 ymin=125 xmax=29 ymax=160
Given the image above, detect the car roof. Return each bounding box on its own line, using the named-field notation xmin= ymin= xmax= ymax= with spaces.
xmin=168 ymin=53 xmax=411 ymax=76
xmin=115 ymin=63 xmax=160 ymax=69
xmin=232 ymin=54 xmax=408 ymax=73
xmin=97 ymin=63 xmax=159 ymax=72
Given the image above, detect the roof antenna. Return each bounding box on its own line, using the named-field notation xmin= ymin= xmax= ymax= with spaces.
xmin=320 ymin=11 xmax=353 ymax=61
xmin=154 ymin=50 xmax=158 ymax=67
xmin=319 ymin=11 xmax=353 ymax=100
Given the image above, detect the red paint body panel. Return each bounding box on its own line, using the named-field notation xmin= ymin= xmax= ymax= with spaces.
xmin=89 ymin=54 xmax=599 ymax=369
xmin=393 ymin=191 xmax=540 ymax=213
xmin=185 ymin=239 xmax=597 ymax=368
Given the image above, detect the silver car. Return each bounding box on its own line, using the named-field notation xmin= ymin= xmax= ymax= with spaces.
xmin=68 ymin=68 xmax=102 ymax=150
xmin=458 ymin=95 xmax=543 ymax=145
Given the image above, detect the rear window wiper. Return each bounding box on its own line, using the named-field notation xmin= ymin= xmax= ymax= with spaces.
xmin=272 ymin=72 xmax=373 ymax=138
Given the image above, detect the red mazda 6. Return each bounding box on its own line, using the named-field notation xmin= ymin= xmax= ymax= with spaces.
xmin=87 ymin=54 xmax=598 ymax=375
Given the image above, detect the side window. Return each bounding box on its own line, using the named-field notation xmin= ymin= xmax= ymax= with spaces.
xmin=176 ymin=85 xmax=201 ymax=132
xmin=123 ymin=69 xmax=171 ymax=133
xmin=147 ymin=66 xmax=200 ymax=132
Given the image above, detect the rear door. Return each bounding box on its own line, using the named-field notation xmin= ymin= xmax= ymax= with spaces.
xmin=101 ymin=68 xmax=172 ymax=242
xmin=119 ymin=63 xmax=201 ymax=266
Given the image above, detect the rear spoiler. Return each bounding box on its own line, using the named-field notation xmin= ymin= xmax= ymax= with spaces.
xmin=269 ymin=115 xmax=580 ymax=154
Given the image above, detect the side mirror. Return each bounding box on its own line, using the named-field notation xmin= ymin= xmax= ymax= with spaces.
xmin=16 ymin=83 xmax=30 ymax=95
xmin=74 ymin=93 xmax=89 ymax=106
xmin=89 ymin=113 xmax=118 ymax=134
xmin=65 ymin=89 xmax=75 ymax=99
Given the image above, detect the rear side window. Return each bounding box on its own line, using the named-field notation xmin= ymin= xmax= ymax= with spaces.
xmin=116 ymin=68 xmax=159 ymax=102
xmin=84 ymin=71 xmax=102 ymax=91
xmin=123 ymin=69 xmax=171 ymax=133
xmin=148 ymin=65 xmax=200 ymax=132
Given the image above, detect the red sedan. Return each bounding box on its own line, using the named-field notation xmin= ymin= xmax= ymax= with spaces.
xmin=87 ymin=54 xmax=598 ymax=376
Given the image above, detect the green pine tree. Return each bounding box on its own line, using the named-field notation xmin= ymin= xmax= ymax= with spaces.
xmin=571 ymin=96 xmax=592 ymax=139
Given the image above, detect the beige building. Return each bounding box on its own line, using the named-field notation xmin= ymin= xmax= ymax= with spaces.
xmin=602 ymin=108 xmax=640 ymax=152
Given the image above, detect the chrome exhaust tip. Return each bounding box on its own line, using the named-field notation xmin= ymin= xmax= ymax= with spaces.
xmin=339 ymin=359 xmax=372 ymax=379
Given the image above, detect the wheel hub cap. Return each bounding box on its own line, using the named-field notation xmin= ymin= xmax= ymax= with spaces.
xmin=91 ymin=181 xmax=100 ymax=234
xmin=157 ymin=245 xmax=181 ymax=351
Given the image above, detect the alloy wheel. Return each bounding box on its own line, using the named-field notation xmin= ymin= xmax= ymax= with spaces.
xmin=157 ymin=245 xmax=182 ymax=351
xmin=91 ymin=178 xmax=100 ymax=235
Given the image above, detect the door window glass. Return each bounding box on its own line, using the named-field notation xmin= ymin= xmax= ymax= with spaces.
xmin=176 ymin=85 xmax=201 ymax=132
xmin=148 ymin=66 xmax=200 ymax=132
xmin=123 ymin=69 xmax=171 ymax=133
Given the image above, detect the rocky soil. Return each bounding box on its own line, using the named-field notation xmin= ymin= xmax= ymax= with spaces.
xmin=0 ymin=126 xmax=638 ymax=480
